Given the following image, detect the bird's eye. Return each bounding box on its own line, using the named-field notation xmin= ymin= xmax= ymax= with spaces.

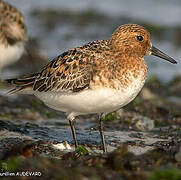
xmin=136 ymin=35 xmax=144 ymax=42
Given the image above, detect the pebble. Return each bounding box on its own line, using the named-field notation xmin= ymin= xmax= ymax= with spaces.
xmin=52 ymin=141 xmax=72 ymax=151
xmin=133 ymin=115 xmax=154 ymax=131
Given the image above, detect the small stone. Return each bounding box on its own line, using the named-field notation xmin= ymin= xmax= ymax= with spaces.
xmin=140 ymin=87 xmax=158 ymax=100
xmin=115 ymin=109 xmax=124 ymax=119
xmin=52 ymin=141 xmax=72 ymax=151
xmin=167 ymin=96 xmax=181 ymax=106
xmin=133 ymin=115 xmax=154 ymax=131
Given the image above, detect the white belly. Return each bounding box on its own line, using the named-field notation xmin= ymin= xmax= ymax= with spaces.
xmin=35 ymin=76 xmax=145 ymax=116
xmin=0 ymin=42 xmax=24 ymax=68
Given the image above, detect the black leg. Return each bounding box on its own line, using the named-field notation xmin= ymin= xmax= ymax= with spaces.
xmin=69 ymin=119 xmax=78 ymax=148
xmin=99 ymin=114 xmax=107 ymax=153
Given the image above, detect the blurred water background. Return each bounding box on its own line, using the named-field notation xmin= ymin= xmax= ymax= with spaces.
xmin=6 ymin=0 xmax=181 ymax=82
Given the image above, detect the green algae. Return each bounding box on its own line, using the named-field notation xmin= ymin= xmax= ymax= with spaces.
xmin=133 ymin=97 xmax=143 ymax=106
xmin=75 ymin=145 xmax=89 ymax=157
xmin=104 ymin=113 xmax=117 ymax=122
xmin=0 ymin=157 xmax=20 ymax=172
xmin=147 ymin=168 xmax=181 ymax=180
xmin=154 ymin=119 xmax=163 ymax=127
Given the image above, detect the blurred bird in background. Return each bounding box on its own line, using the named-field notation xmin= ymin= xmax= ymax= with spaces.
xmin=0 ymin=0 xmax=27 ymax=76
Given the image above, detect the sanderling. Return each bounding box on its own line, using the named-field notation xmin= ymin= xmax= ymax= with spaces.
xmin=7 ymin=24 xmax=177 ymax=152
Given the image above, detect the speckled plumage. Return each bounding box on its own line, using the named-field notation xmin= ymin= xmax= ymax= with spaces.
xmin=7 ymin=24 xmax=177 ymax=152
xmin=0 ymin=0 xmax=27 ymax=70
xmin=8 ymin=24 xmax=149 ymax=93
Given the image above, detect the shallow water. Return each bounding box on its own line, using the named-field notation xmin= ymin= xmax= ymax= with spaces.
xmin=6 ymin=0 xmax=181 ymax=82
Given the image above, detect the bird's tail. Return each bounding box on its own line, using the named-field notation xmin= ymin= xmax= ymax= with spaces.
xmin=6 ymin=73 xmax=39 ymax=94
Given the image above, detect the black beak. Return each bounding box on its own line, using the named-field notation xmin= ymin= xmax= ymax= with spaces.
xmin=150 ymin=46 xmax=177 ymax=64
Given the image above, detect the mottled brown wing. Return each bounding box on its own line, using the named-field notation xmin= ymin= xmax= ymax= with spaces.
xmin=0 ymin=0 xmax=27 ymax=45
xmin=33 ymin=49 xmax=93 ymax=93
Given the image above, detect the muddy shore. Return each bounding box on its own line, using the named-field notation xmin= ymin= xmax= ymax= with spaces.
xmin=0 ymin=47 xmax=180 ymax=180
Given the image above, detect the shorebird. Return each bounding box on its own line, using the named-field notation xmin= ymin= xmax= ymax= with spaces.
xmin=0 ymin=0 xmax=27 ymax=74
xmin=7 ymin=24 xmax=177 ymax=153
